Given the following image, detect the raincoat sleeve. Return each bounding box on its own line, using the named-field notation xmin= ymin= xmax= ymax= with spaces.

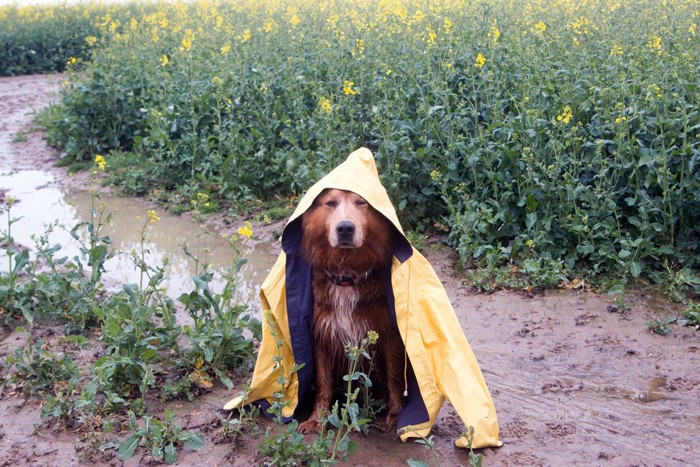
xmin=395 ymin=249 xmax=501 ymax=449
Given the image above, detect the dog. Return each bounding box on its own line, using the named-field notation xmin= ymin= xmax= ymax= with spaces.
xmin=297 ymin=188 xmax=405 ymax=434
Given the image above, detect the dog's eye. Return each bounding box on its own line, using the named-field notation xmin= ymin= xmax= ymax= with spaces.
xmin=355 ymin=199 xmax=367 ymax=206
xmin=325 ymin=200 xmax=338 ymax=207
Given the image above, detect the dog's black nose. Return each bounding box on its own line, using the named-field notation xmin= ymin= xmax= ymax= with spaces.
xmin=336 ymin=221 xmax=355 ymax=237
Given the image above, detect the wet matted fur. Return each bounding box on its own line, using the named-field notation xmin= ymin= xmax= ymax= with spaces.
xmin=298 ymin=188 xmax=405 ymax=433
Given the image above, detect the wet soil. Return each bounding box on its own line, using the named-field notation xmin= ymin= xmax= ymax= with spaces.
xmin=1 ymin=74 xmax=699 ymax=466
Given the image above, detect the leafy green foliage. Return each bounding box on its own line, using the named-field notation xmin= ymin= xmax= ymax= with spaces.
xmin=3 ymin=336 xmax=81 ymax=397
xmin=681 ymin=302 xmax=700 ymax=329
xmin=30 ymin=0 xmax=699 ymax=286
xmin=0 ymin=177 xmax=259 ymax=459
xmin=646 ymin=316 xmax=676 ymax=335
xmin=118 ymin=409 xmax=204 ymax=464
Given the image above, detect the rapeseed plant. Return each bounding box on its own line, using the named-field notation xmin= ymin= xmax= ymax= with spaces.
xmin=6 ymin=0 xmax=698 ymax=289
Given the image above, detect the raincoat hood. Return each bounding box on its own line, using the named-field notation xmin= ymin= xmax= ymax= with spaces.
xmin=225 ymin=147 xmax=501 ymax=449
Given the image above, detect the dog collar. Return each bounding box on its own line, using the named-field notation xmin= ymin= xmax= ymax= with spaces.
xmin=324 ymin=269 xmax=371 ymax=287
xmin=329 ymin=274 xmax=355 ymax=286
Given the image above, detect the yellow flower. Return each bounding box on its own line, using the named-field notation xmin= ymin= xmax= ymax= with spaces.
xmin=690 ymin=23 xmax=697 ymax=36
xmin=147 ymin=210 xmax=160 ymax=223
xmin=238 ymin=29 xmax=251 ymax=43
xmin=180 ymin=29 xmax=194 ymax=51
xmin=556 ymin=106 xmax=573 ymax=125
xmin=263 ymin=19 xmax=276 ymax=33
xmin=212 ymin=76 xmax=223 ymax=86
xmin=220 ymin=44 xmax=231 ymax=55
xmin=289 ymin=14 xmax=301 ymax=27
xmin=238 ymin=221 xmax=254 ymax=239
xmin=193 ymin=192 xmax=209 ymax=206
xmin=488 ymin=25 xmax=501 ymax=42
xmin=610 ymin=44 xmax=623 ymax=57
xmin=318 ymin=97 xmax=332 ymax=113
xmin=474 ymin=53 xmax=486 ymax=68
xmin=443 ymin=18 xmax=453 ymax=34
xmin=533 ymin=21 xmax=547 ymax=33
xmin=354 ymin=38 xmax=365 ymax=58
xmin=85 ymin=35 xmax=97 ymax=46
xmin=343 ymin=80 xmax=357 ymax=96
xmin=160 ymin=54 xmax=169 ymax=67
xmin=67 ymin=57 xmax=77 ymax=66
xmin=94 ymin=155 xmax=106 ymax=171
xmin=646 ymin=34 xmax=662 ymax=55
xmin=366 ymin=330 xmax=379 ymax=345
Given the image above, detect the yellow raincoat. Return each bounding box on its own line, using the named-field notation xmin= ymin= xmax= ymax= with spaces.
xmin=225 ymin=148 xmax=501 ymax=449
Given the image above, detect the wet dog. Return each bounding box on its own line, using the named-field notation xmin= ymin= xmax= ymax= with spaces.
xmin=297 ymin=188 xmax=405 ymax=433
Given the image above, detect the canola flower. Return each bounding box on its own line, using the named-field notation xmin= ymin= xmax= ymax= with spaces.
xmin=556 ymin=106 xmax=573 ymax=125
xmin=94 ymin=154 xmax=106 ymax=171
xmin=237 ymin=221 xmax=254 ymax=239
xmin=318 ymin=97 xmax=332 ymax=113
xmin=646 ymin=34 xmax=663 ymax=55
xmin=532 ymin=21 xmax=547 ymax=33
xmin=147 ymin=209 xmax=160 ymax=223
xmin=343 ymin=80 xmax=357 ymax=96
xmin=474 ymin=53 xmax=486 ymax=68
xmin=488 ymin=24 xmax=501 ymax=42
xmin=192 ymin=192 xmax=210 ymax=208
xmin=179 ymin=29 xmax=194 ymax=51
xmin=366 ymin=330 xmax=379 ymax=345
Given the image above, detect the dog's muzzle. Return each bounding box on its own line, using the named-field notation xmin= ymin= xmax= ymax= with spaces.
xmin=335 ymin=220 xmax=356 ymax=246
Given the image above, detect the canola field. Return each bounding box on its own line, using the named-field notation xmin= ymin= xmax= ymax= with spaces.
xmin=2 ymin=0 xmax=699 ymax=287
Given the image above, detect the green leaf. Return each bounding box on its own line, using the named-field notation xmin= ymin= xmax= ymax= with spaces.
xmin=407 ymin=460 xmax=430 ymax=467
xmin=164 ymin=443 xmax=178 ymax=464
xmin=525 ymin=212 xmax=537 ymax=230
xmin=118 ymin=434 xmax=142 ymax=461
xmin=213 ymin=367 xmax=234 ymax=389
xmin=629 ymin=261 xmax=643 ymax=278
xmin=182 ymin=432 xmax=205 ymax=451
xmin=618 ymin=249 xmax=631 ymax=259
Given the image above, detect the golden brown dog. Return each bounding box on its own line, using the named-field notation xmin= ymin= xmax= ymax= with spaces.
xmin=297 ymin=188 xmax=405 ymax=433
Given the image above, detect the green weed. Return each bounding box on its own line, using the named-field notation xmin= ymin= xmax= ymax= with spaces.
xmin=681 ymin=302 xmax=700 ymax=329
xmin=258 ymin=311 xmax=316 ymax=466
xmin=646 ymin=316 xmax=676 ymax=335
xmin=3 ymin=335 xmax=81 ymax=398
xmin=118 ymin=409 xmax=204 ymax=464
xmin=214 ymin=389 xmax=260 ymax=444
xmin=11 ymin=130 xmax=28 ymax=143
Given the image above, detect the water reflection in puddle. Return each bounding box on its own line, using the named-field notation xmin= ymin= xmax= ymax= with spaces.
xmin=0 ymin=168 xmax=278 ymax=310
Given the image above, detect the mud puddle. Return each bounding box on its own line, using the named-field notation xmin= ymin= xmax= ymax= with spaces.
xmin=0 ymin=169 xmax=277 ymax=305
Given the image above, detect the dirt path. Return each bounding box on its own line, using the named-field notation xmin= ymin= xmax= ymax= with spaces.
xmin=1 ymin=74 xmax=699 ymax=466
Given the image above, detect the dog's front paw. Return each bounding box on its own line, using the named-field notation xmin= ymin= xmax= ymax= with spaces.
xmin=298 ymin=419 xmax=322 ymax=434
xmin=383 ymin=412 xmax=399 ymax=432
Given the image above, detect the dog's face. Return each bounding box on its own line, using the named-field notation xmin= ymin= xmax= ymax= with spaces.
xmin=310 ymin=189 xmax=369 ymax=248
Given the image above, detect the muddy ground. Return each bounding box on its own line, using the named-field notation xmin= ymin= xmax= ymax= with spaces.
xmin=1 ymin=74 xmax=698 ymax=466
